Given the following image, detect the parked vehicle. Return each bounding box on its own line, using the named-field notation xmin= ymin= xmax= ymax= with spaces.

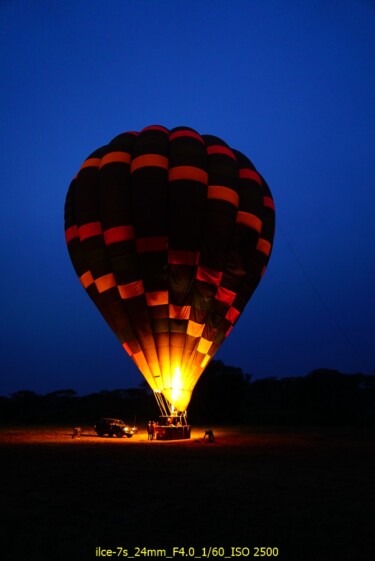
xmin=94 ymin=418 xmax=137 ymax=438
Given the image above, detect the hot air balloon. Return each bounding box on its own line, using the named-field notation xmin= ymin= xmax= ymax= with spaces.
xmin=64 ymin=125 xmax=275 ymax=426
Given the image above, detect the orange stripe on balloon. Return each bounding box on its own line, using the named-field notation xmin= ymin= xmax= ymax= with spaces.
xmin=122 ymin=342 xmax=133 ymax=357
xmin=145 ymin=291 xmax=169 ymax=306
xmin=187 ymin=320 xmax=205 ymax=338
xmin=256 ymin=238 xmax=272 ymax=256
xmin=132 ymin=350 xmax=151 ymax=374
xmin=123 ymin=338 xmax=141 ymax=355
xmin=239 ymin=168 xmax=262 ymax=185
xmin=197 ymin=338 xmax=213 ymax=354
xmin=131 ymin=154 xmax=169 ymax=172
xmin=118 ymin=279 xmax=144 ymax=299
xmin=169 ymin=166 xmax=208 ymax=184
xmin=80 ymin=271 xmax=94 ymax=289
xmin=80 ymin=158 xmax=101 ymax=170
xmin=236 ymin=212 xmax=262 ymax=233
xmin=207 ymin=185 xmax=239 ymax=207
xmin=99 ymin=151 xmax=131 ymax=168
xmin=201 ymin=355 xmax=211 ymax=368
xmin=169 ymin=304 xmax=191 ymax=320
xmin=103 ymin=225 xmax=134 ymax=245
xmin=78 ymin=222 xmax=102 ymax=241
xmin=95 ymin=273 xmax=117 ymax=293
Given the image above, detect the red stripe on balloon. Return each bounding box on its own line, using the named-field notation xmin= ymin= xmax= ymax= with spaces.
xmin=225 ymin=306 xmax=241 ymax=324
xmin=65 ymin=225 xmax=78 ymax=243
xmin=78 ymin=222 xmax=102 ymax=241
xmin=263 ymin=196 xmax=275 ymax=210
xmin=141 ymin=125 xmax=169 ymax=134
xmin=196 ymin=266 xmax=223 ymax=286
xmin=103 ymin=225 xmax=135 ymax=245
xmin=215 ymin=286 xmax=237 ymax=306
xmin=207 ymin=145 xmax=236 ymax=160
xmin=99 ymin=152 xmax=131 ymax=168
xmin=239 ymin=168 xmax=262 ymax=184
xmin=169 ymin=129 xmax=205 ymax=143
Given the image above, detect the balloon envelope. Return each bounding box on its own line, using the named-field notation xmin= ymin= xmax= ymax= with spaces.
xmin=64 ymin=125 xmax=275 ymax=413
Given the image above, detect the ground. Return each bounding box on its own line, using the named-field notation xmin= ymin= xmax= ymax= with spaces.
xmin=0 ymin=425 xmax=374 ymax=561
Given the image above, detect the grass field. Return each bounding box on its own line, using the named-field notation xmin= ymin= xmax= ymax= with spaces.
xmin=1 ymin=425 xmax=373 ymax=561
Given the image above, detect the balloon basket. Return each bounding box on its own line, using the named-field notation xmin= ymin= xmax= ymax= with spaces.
xmin=152 ymin=414 xmax=191 ymax=440
xmin=154 ymin=424 xmax=191 ymax=440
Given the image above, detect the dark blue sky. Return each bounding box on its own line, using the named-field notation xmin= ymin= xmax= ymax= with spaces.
xmin=1 ymin=0 xmax=374 ymax=396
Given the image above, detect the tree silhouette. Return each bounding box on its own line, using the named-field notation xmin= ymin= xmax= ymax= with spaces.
xmin=1 ymin=365 xmax=374 ymax=426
